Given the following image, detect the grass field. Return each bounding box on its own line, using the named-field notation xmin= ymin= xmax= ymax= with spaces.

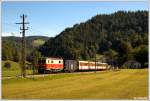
xmin=2 ymin=60 xmax=33 ymax=77
xmin=2 ymin=69 xmax=148 ymax=100
xmin=33 ymin=39 xmax=45 ymax=47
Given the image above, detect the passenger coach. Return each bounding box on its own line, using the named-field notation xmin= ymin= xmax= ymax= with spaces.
xmin=78 ymin=61 xmax=108 ymax=70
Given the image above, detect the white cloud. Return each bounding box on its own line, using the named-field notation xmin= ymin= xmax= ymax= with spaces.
xmin=1 ymin=32 xmax=22 ymax=37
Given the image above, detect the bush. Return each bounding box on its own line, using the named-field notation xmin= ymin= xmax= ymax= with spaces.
xmin=4 ymin=62 xmax=11 ymax=69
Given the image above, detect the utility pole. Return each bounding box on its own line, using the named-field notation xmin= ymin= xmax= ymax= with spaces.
xmin=95 ymin=45 xmax=96 ymax=73
xmin=16 ymin=14 xmax=29 ymax=78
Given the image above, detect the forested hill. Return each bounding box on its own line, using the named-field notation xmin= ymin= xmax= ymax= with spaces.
xmin=2 ymin=36 xmax=49 ymax=61
xmin=39 ymin=10 xmax=148 ymax=68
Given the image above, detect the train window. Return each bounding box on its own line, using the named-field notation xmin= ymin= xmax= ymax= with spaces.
xmin=59 ymin=61 xmax=61 ymax=63
xmin=51 ymin=60 xmax=53 ymax=63
xmin=48 ymin=60 xmax=49 ymax=63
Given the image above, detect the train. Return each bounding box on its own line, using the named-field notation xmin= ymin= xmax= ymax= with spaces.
xmin=37 ymin=57 xmax=109 ymax=73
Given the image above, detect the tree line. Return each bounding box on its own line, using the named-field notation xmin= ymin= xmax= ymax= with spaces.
xmin=2 ymin=36 xmax=49 ymax=62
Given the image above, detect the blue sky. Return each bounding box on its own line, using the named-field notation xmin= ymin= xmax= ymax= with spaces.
xmin=2 ymin=1 xmax=149 ymax=37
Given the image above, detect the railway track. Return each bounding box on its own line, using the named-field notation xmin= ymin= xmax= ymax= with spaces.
xmin=2 ymin=70 xmax=114 ymax=80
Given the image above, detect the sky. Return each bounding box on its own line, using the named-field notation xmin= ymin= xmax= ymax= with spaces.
xmin=2 ymin=1 xmax=149 ymax=37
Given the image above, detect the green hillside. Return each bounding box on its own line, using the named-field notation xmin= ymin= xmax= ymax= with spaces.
xmin=2 ymin=36 xmax=49 ymax=62
xmin=39 ymin=10 xmax=148 ymax=68
xmin=2 ymin=60 xmax=32 ymax=77
xmin=33 ymin=39 xmax=45 ymax=47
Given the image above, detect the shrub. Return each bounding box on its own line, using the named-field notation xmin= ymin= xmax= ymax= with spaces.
xmin=4 ymin=61 xmax=11 ymax=69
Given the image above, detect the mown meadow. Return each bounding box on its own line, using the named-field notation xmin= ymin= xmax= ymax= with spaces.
xmin=2 ymin=69 xmax=148 ymax=100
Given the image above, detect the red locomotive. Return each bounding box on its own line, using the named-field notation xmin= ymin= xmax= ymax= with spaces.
xmin=37 ymin=57 xmax=64 ymax=73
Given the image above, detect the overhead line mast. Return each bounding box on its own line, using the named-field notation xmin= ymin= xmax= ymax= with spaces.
xmin=16 ymin=14 xmax=29 ymax=78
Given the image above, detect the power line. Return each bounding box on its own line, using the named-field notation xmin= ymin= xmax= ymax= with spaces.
xmin=3 ymin=22 xmax=46 ymax=36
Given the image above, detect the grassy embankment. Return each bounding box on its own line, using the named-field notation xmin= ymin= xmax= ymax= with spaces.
xmin=2 ymin=69 xmax=148 ymax=99
xmin=2 ymin=60 xmax=33 ymax=77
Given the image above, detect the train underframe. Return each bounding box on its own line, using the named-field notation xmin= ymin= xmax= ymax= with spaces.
xmin=38 ymin=67 xmax=63 ymax=74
